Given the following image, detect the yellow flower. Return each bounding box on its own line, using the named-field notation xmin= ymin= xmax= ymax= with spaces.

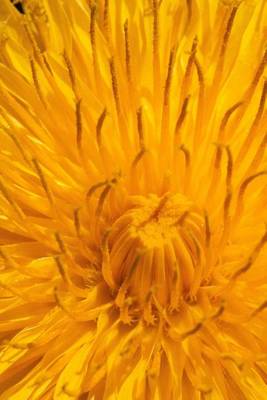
xmin=0 ymin=0 xmax=267 ymax=398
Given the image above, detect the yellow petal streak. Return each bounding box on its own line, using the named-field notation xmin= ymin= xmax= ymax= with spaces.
xmin=0 ymin=0 xmax=267 ymax=399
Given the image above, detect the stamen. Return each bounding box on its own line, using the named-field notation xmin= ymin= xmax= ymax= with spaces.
xmin=181 ymin=321 xmax=203 ymax=340
xmin=248 ymin=49 xmax=267 ymax=94
xmin=186 ymin=0 xmax=193 ymax=27
xmin=204 ymin=211 xmax=211 ymax=247
xmin=145 ymin=0 xmax=163 ymax=15
xmin=212 ymin=5 xmax=238 ymax=87
xmin=96 ymin=108 xmax=107 ymax=148
xmin=219 ymin=101 xmax=243 ymax=141
xmin=136 ymin=106 xmax=145 ymax=149
xmin=4 ymin=130 xmax=29 ymax=165
xmin=119 ymin=299 xmax=134 ymax=325
xmin=138 ymin=193 xmax=169 ymax=229
xmin=179 ymin=144 xmax=190 ymax=168
xmin=90 ymin=4 xmax=97 ymax=62
xmin=61 ymin=383 xmax=79 ymax=398
xmin=115 ymin=254 xmax=142 ymax=307
xmin=30 ymin=58 xmax=45 ymax=106
xmin=251 ymin=228 xmax=267 ymax=255
xmin=124 ymin=20 xmax=131 ymax=83
xmin=232 ymin=228 xmax=267 ymax=279
xmin=251 ymin=79 xmax=267 ymax=128
xmin=184 ymin=37 xmax=198 ymax=82
xmin=198 ymin=387 xmax=213 ymax=396
xmin=115 ymin=284 xmax=127 ymax=309
xmin=95 ymin=184 xmax=112 ymax=216
xmin=239 ymin=48 xmax=267 ymax=112
xmin=223 ymin=188 xmax=232 ymax=224
xmin=101 ymin=229 xmax=117 ymax=290
xmin=248 ymin=132 xmax=267 ymax=173
xmin=150 ymin=193 xmax=169 ymax=220
xmin=224 ymin=145 xmax=233 ymax=189
xmin=221 ymin=354 xmax=243 ymax=371
xmin=216 ymin=145 xmax=233 ymax=244
xmin=214 ymin=144 xmax=223 ymax=170
xmin=239 ymin=171 xmax=267 ymax=200
xmin=54 ymin=232 xmax=66 ymax=254
xmin=188 ymin=231 xmax=201 ymax=264
xmin=152 ymin=292 xmax=171 ymax=323
xmin=132 ymin=148 xmax=147 ymax=168
xmin=0 ymin=177 xmax=23 ymax=218
xmin=194 ymin=57 xmax=204 ymax=87
xmin=219 ymin=6 xmax=238 ymax=61
xmin=211 ymin=303 xmax=225 ymax=320
xmin=56 ymin=276 xmax=88 ymax=306
xmin=232 ymin=258 xmax=253 ymax=280
xmin=193 ymin=57 xmax=205 ymax=146
xmin=90 ymin=4 xmax=96 ymax=44
xmin=0 ymin=340 xmax=33 ymax=364
xmin=23 ymin=23 xmax=41 ymax=61
xmin=87 ymin=180 xmax=107 ymax=199
xmin=103 ymin=0 xmax=109 ymax=36
xmin=73 ymin=208 xmax=81 ymax=237
xmin=54 ymin=287 xmax=75 ymax=319
xmin=152 ymin=0 xmax=159 ymax=59
xmin=32 ymin=158 xmax=53 ymax=204
xmin=213 ymin=144 xmax=233 ymax=192
xmin=29 ymin=376 xmax=50 ymax=390
xmin=54 ymin=256 xmax=67 ymax=282
xmin=42 ymin=54 xmax=53 ymax=76
xmin=109 ymin=58 xmax=121 ymax=114
xmin=175 ymin=96 xmax=190 ymax=135
xmin=75 ymin=98 xmax=82 ymax=150
xmin=180 ymin=302 xmax=224 ymax=341
xmin=173 ymin=210 xmax=189 ymax=227
xmin=144 ymin=293 xmax=156 ymax=325
xmin=180 ymin=38 xmax=197 ymax=106
xmin=101 ymin=228 xmax=111 ymax=249
xmin=251 ymin=300 xmax=267 ymax=318
xmin=163 ymin=47 xmax=175 ymax=107
xmin=152 ymin=0 xmax=161 ymax=93
xmin=8 ymin=342 xmax=32 ymax=350
xmin=127 ymin=254 xmax=143 ymax=283
xmin=63 ymin=50 xmax=77 ymax=98
xmin=235 ymin=171 xmax=267 ymax=219
xmin=169 ymin=264 xmax=181 ymax=312
xmin=237 ymin=82 xmax=267 ymax=163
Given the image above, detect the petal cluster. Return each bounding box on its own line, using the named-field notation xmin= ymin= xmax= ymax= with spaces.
xmin=0 ymin=0 xmax=267 ymax=399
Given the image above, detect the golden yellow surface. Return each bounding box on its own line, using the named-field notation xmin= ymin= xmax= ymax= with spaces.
xmin=0 ymin=0 xmax=267 ymax=398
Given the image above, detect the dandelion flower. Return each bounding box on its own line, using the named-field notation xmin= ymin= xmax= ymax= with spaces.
xmin=0 ymin=0 xmax=267 ymax=398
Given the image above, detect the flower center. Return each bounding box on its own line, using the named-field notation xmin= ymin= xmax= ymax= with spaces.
xmin=103 ymin=193 xmax=206 ymax=323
